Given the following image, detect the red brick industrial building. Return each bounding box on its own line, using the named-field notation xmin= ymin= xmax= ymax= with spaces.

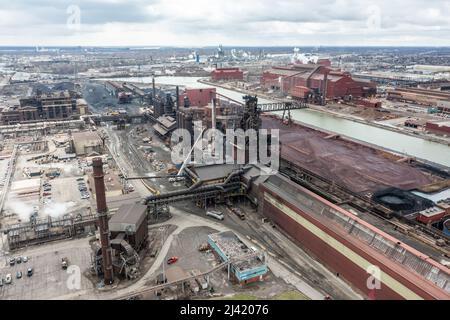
xmin=179 ymin=88 xmax=216 ymax=107
xmin=211 ymin=68 xmax=244 ymax=81
xmin=261 ymin=64 xmax=376 ymax=100
xmin=425 ymin=120 xmax=450 ymax=135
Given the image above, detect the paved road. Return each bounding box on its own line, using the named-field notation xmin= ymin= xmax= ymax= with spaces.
xmin=54 ymin=206 xmax=328 ymax=300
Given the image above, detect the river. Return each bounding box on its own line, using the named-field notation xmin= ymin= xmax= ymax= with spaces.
xmin=105 ymin=76 xmax=450 ymax=167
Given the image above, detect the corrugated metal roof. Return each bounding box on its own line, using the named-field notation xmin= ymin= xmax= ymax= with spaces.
xmin=109 ymin=203 xmax=147 ymax=232
xmin=192 ymin=164 xmax=240 ymax=181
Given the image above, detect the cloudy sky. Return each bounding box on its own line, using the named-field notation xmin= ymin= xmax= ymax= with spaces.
xmin=0 ymin=0 xmax=449 ymax=47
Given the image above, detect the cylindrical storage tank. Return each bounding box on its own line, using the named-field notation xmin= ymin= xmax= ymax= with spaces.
xmin=443 ymin=219 xmax=450 ymax=236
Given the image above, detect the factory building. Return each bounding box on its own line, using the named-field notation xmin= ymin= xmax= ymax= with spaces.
xmin=71 ymin=131 xmax=104 ymax=156
xmin=175 ymin=90 xmax=243 ymax=139
xmin=91 ymin=202 xmax=147 ymax=280
xmin=109 ymin=203 xmax=149 ymax=250
xmin=258 ymin=174 xmax=450 ymax=299
xmin=416 ymin=207 xmax=448 ymax=225
xmin=261 ymin=64 xmax=376 ymax=101
xmin=153 ymin=115 xmax=177 ymax=138
xmin=425 ymin=120 xmax=450 ymax=135
xmin=211 ymin=68 xmax=244 ymax=81
xmin=176 ymin=106 xmax=207 ymax=138
xmin=179 ymin=88 xmax=216 ymax=107
xmin=354 ymin=98 xmax=382 ymax=108
xmin=317 ymin=58 xmax=332 ymax=67
xmin=387 ymin=88 xmax=450 ymax=114
xmin=208 ymin=231 xmax=268 ymax=285
xmin=0 ymin=91 xmax=82 ymax=124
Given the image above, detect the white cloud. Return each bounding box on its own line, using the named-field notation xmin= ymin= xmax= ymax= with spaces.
xmin=0 ymin=0 xmax=449 ymax=46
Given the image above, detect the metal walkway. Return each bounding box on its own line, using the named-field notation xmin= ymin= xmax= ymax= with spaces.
xmin=258 ymin=101 xmax=307 ymax=112
xmin=144 ymin=182 xmax=243 ymax=206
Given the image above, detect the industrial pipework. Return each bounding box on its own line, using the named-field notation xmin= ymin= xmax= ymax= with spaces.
xmin=93 ymin=157 xmax=114 ymax=285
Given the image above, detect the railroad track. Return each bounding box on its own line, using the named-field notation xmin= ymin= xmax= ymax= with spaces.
xmin=279 ymin=161 xmax=450 ymax=253
xmin=0 ymin=145 xmax=18 ymax=216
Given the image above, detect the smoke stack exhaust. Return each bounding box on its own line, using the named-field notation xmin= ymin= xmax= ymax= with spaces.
xmin=93 ymin=157 xmax=114 ymax=285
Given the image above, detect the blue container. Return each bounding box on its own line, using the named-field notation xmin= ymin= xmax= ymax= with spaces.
xmin=443 ymin=219 xmax=450 ymax=236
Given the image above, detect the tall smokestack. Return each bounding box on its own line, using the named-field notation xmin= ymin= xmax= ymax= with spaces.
xmin=93 ymin=157 xmax=114 ymax=285
xmin=176 ymin=86 xmax=180 ymax=111
xmin=211 ymin=98 xmax=216 ymax=130
xmin=322 ymin=69 xmax=329 ymax=106
xmin=152 ymin=75 xmax=156 ymax=98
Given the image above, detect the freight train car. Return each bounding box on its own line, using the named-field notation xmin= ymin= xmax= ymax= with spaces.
xmin=258 ymin=174 xmax=450 ymax=300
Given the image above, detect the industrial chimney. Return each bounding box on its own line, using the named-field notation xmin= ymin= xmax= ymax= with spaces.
xmin=92 ymin=157 xmax=114 ymax=285
xmin=152 ymin=75 xmax=156 ymax=98
xmin=322 ymin=69 xmax=329 ymax=106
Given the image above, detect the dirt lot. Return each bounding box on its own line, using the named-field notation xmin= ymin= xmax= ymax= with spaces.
xmin=150 ymin=226 xmax=296 ymax=300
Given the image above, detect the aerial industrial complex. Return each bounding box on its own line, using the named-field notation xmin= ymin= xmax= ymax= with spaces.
xmin=0 ymin=45 xmax=449 ymax=301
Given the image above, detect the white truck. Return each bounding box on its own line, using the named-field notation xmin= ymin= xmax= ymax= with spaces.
xmin=206 ymin=210 xmax=224 ymax=221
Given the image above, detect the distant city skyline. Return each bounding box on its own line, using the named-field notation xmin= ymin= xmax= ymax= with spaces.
xmin=0 ymin=0 xmax=449 ymax=47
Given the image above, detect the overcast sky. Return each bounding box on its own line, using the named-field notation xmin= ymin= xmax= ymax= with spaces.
xmin=0 ymin=0 xmax=449 ymax=47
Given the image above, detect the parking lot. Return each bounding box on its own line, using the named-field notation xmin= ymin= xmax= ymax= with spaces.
xmin=42 ymin=176 xmax=90 ymax=210
xmin=0 ymin=238 xmax=94 ymax=300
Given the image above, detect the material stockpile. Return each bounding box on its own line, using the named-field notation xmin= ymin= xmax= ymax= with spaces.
xmin=262 ymin=116 xmax=436 ymax=195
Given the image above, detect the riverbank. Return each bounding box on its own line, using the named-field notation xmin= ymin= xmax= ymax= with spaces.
xmin=93 ymin=76 xmax=450 ymax=167
xmin=266 ymin=112 xmax=449 ymax=173
xmin=199 ymin=79 xmax=450 ymax=147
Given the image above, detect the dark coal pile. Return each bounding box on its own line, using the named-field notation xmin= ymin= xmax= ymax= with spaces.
xmin=372 ymin=187 xmax=434 ymax=216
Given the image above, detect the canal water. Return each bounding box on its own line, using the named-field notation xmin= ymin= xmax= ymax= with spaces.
xmin=106 ymin=76 xmax=450 ymax=167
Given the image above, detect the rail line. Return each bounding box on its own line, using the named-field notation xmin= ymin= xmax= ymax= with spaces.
xmin=0 ymin=145 xmax=18 ymax=216
xmin=279 ymin=160 xmax=450 ymax=252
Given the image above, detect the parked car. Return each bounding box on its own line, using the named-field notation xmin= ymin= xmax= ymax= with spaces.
xmin=76 ymin=178 xmax=84 ymax=182
xmin=230 ymin=207 xmax=245 ymax=220
xmin=16 ymin=271 xmax=22 ymax=279
xmin=5 ymin=274 xmax=12 ymax=284
xmin=167 ymin=256 xmax=178 ymax=265
xmin=27 ymin=268 xmax=33 ymax=277
xmin=43 ymin=192 xmax=51 ymax=196
xmin=61 ymin=257 xmax=69 ymax=269
xmin=9 ymin=258 xmax=15 ymax=266
xmin=16 ymin=257 xmax=22 ymax=264
xmin=22 ymin=256 xmax=28 ymax=263
xmin=0 ymin=278 xmax=3 ymax=287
